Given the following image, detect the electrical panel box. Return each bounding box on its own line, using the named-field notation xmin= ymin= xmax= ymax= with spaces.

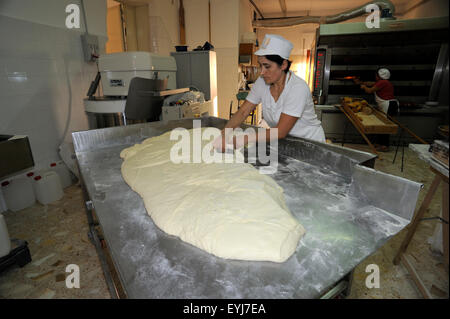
xmin=81 ymin=34 xmax=99 ymax=62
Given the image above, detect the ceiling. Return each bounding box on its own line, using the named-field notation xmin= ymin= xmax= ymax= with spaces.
xmin=107 ymin=0 xmax=414 ymax=16
xmin=250 ymin=0 xmax=412 ymax=19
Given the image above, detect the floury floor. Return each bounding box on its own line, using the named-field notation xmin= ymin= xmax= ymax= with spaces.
xmin=0 ymin=144 xmax=448 ymax=299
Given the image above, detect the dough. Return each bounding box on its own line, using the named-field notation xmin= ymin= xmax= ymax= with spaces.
xmin=120 ymin=127 xmax=305 ymax=262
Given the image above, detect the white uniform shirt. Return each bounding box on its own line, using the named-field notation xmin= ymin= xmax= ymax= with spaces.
xmin=246 ymin=71 xmax=325 ymax=142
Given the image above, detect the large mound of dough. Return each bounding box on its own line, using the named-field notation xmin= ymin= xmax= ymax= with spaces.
xmin=120 ymin=127 xmax=305 ymax=262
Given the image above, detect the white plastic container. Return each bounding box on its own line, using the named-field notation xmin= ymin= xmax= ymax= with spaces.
xmin=0 ymin=213 xmax=11 ymax=258
xmin=0 ymin=187 xmax=7 ymax=213
xmin=49 ymin=161 xmax=73 ymax=189
xmin=34 ymin=171 xmax=63 ymax=205
xmin=26 ymin=172 xmax=37 ymax=196
xmin=1 ymin=177 xmax=36 ymax=212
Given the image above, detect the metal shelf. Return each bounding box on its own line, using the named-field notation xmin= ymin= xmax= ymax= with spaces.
xmin=331 ymin=44 xmax=441 ymax=56
xmin=330 ymin=64 xmax=435 ymax=71
xmin=329 ymin=80 xmax=432 ymax=86
xmin=325 ymin=94 xmax=433 ymax=104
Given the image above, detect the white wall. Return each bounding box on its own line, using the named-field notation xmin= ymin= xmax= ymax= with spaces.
xmin=184 ymin=0 xmax=210 ymax=49
xmin=0 ymin=0 xmax=107 ymax=36
xmin=239 ymin=0 xmax=254 ymax=42
xmin=400 ymin=0 xmax=449 ymax=19
xmin=118 ymin=0 xmax=180 ymax=55
xmin=146 ymin=0 xmax=180 ymax=55
xmin=0 ymin=0 xmax=107 ymax=176
xmin=210 ymin=0 xmax=240 ymax=119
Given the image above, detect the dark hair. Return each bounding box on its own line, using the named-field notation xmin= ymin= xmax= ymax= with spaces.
xmin=375 ymin=68 xmax=382 ymax=78
xmin=264 ymin=55 xmax=292 ymax=73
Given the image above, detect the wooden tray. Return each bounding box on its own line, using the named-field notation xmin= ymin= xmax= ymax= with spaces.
xmin=341 ymin=102 xmax=398 ymax=135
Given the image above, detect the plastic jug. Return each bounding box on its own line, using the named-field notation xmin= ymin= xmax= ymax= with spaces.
xmin=0 ymin=213 xmax=11 ymax=258
xmin=26 ymin=172 xmax=37 ymax=196
xmin=34 ymin=171 xmax=63 ymax=205
xmin=1 ymin=177 xmax=36 ymax=212
xmin=49 ymin=161 xmax=73 ymax=189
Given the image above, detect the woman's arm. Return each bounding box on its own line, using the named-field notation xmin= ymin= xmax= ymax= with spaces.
xmin=225 ymin=100 xmax=257 ymax=129
xmin=353 ymin=78 xmax=375 ymax=86
xmin=213 ymin=100 xmax=257 ymax=152
xmin=273 ymin=113 xmax=298 ymax=139
xmin=360 ymin=84 xmax=380 ymax=94
xmin=232 ymin=112 xmax=298 ymax=148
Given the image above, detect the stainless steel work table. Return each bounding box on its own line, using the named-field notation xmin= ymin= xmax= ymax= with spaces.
xmin=72 ymin=117 xmax=422 ymax=298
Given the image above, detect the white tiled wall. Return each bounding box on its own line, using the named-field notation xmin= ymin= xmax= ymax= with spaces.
xmin=0 ymin=15 xmax=106 ymax=170
xmin=0 ymin=14 xmax=107 ymax=212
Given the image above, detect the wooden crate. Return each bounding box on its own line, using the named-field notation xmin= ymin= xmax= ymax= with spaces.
xmin=341 ymin=101 xmax=398 ymax=135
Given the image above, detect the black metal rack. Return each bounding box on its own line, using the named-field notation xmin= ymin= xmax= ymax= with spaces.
xmin=312 ymin=17 xmax=449 ymax=105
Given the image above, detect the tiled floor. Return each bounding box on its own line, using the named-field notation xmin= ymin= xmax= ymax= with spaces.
xmin=0 ymin=144 xmax=448 ymax=299
xmin=0 ymin=185 xmax=110 ymax=299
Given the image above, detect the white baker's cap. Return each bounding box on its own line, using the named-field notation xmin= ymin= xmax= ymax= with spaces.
xmin=378 ymin=68 xmax=391 ymax=80
xmin=254 ymin=34 xmax=293 ymax=60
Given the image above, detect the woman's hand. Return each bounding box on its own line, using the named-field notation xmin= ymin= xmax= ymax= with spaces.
xmin=212 ymin=130 xmax=227 ymax=152
xmin=232 ymin=134 xmax=251 ymax=149
xmin=212 ymin=129 xmax=237 ymax=152
xmin=213 ymin=130 xmax=256 ymax=151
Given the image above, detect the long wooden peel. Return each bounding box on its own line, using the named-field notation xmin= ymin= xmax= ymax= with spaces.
xmin=387 ymin=114 xmax=428 ymax=144
xmin=371 ymin=107 xmax=428 ymax=144
xmin=338 ymin=105 xmax=380 ymax=157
